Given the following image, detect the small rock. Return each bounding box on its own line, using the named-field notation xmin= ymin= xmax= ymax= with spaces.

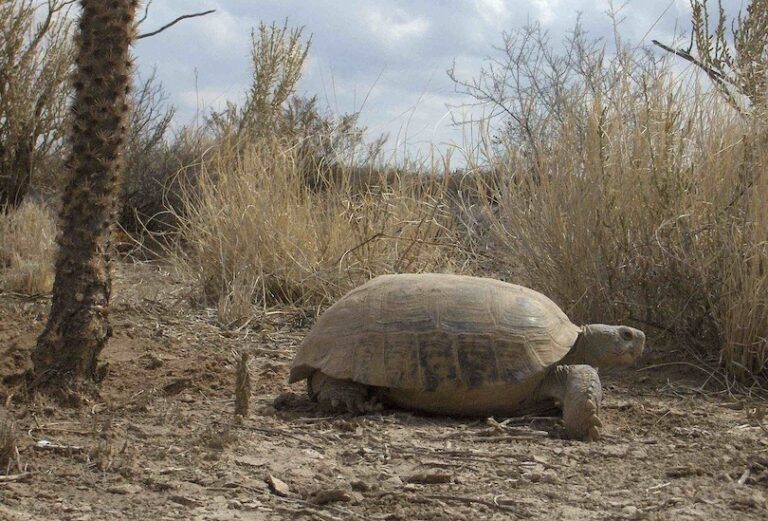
xmin=523 ymin=471 xmax=542 ymax=483
xmin=405 ymin=471 xmax=452 ymax=484
xmin=239 ymin=500 xmax=265 ymax=511
xmin=629 ymin=447 xmax=649 ymax=460
xmin=383 ymin=475 xmax=403 ymax=488
xmin=621 ymin=505 xmax=639 ymax=519
xmin=600 ymin=444 xmax=630 ymax=458
xmin=162 ymin=377 xmax=192 ymax=396
xmin=309 ymin=488 xmax=352 ymax=505
xmin=106 ymin=484 xmax=142 ymax=495
xmin=266 ymin=475 xmax=291 ymax=497
xmin=666 ymin=465 xmax=701 ymax=478
xmin=541 ymin=470 xmax=559 ymax=484
xmin=255 ymin=405 xmax=277 ymax=417
xmin=169 ymin=495 xmax=204 ymax=508
xmin=234 ymin=456 xmax=269 ymax=468
xmin=302 ymin=448 xmax=325 ymax=459
xmin=351 ymin=480 xmax=371 ymax=492
xmin=141 ymin=353 xmax=163 ymax=369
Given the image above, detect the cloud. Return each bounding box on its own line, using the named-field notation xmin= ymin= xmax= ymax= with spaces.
xmin=132 ymin=0 xmax=746 ymax=158
xmin=475 ymin=0 xmax=511 ymax=27
xmin=364 ymin=8 xmax=430 ymax=47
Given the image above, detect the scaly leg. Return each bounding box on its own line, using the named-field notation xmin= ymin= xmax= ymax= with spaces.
xmin=307 ymin=372 xmax=382 ymax=413
xmin=539 ymin=364 xmax=603 ymax=441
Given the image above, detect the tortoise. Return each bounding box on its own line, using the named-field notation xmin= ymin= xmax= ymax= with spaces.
xmin=289 ymin=273 xmax=645 ymax=440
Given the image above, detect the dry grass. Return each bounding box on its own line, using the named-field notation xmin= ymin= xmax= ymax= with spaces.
xmin=0 ymin=413 xmax=17 ymax=473
xmin=719 ymin=127 xmax=768 ymax=380
xmin=168 ymin=140 xmax=467 ymax=325
xmin=456 ymin=28 xmax=768 ymax=380
xmin=0 ymin=200 xmax=56 ymax=294
xmin=167 ymin=64 xmax=766 ymax=380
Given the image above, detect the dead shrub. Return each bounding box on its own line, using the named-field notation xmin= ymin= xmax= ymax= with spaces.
xmin=453 ymin=17 xmax=768 ymax=380
xmin=0 ymin=200 xmax=56 ymax=294
xmin=0 ymin=0 xmax=74 ymax=209
xmin=166 ymin=19 xmax=466 ymax=323
xmin=169 ymin=140 xmax=466 ymax=324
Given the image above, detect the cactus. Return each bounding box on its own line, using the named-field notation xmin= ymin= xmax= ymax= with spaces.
xmin=32 ymin=0 xmax=139 ymax=389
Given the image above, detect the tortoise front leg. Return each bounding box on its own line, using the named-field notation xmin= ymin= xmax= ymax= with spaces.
xmin=540 ymin=365 xmax=603 ymax=441
xmin=308 ymin=371 xmax=382 ymax=413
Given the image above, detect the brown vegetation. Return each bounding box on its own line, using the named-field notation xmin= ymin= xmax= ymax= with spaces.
xmin=451 ymin=16 xmax=768 ymax=382
xmin=0 ymin=4 xmax=764 ymax=384
xmin=0 ymin=3 xmax=766 ymax=518
xmin=0 ymin=0 xmax=73 ymax=210
xmin=0 ymin=201 xmax=56 ymax=294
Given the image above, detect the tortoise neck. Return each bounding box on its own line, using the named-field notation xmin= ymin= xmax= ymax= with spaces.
xmin=560 ymin=327 xmax=590 ymax=365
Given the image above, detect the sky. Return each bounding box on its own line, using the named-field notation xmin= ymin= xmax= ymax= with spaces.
xmin=132 ymin=0 xmax=746 ymax=161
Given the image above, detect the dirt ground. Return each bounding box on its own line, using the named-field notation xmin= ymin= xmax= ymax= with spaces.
xmin=1 ymin=262 xmax=767 ymax=520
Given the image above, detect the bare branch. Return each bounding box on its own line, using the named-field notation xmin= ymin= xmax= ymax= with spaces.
xmin=27 ymin=0 xmax=77 ymax=57
xmin=651 ymin=39 xmax=743 ymax=113
xmin=137 ymin=0 xmax=153 ymax=26
xmin=136 ymin=9 xmax=215 ymax=40
xmin=651 ymin=39 xmax=727 ymax=83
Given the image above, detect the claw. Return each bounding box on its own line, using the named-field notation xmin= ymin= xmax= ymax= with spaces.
xmin=593 ymin=415 xmax=603 ymax=428
xmin=588 ymin=425 xmax=601 ymax=441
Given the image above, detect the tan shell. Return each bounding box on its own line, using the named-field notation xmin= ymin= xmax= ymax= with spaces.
xmin=289 ymin=273 xmax=581 ymax=392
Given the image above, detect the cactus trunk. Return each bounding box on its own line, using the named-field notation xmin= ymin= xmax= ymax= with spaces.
xmin=32 ymin=0 xmax=138 ymax=388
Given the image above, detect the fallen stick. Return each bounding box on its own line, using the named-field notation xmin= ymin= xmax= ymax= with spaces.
xmin=0 ymin=472 xmax=32 ymax=483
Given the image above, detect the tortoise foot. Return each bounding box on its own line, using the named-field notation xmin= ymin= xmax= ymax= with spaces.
xmin=308 ymin=372 xmax=382 ymax=414
xmin=561 ymin=365 xmax=603 ymax=441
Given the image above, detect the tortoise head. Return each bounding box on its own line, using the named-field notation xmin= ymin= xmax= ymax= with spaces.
xmin=571 ymin=324 xmax=645 ymax=369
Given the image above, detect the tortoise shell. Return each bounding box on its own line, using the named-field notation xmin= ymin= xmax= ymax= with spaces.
xmin=289 ymin=273 xmax=581 ymax=392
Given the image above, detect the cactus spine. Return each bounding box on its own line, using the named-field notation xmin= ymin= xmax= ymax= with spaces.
xmin=32 ymin=0 xmax=139 ymax=389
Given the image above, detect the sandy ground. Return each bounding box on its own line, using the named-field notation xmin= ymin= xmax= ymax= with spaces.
xmin=1 ymin=262 xmax=767 ymax=520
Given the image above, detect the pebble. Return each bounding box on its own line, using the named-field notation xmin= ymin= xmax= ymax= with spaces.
xmin=266 ymin=475 xmax=291 ymax=497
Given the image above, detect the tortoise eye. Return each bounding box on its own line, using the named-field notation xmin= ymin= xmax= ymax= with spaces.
xmin=620 ymin=329 xmax=634 ymax=341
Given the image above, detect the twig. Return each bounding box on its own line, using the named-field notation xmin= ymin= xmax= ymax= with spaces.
xmin=421 ymin=493 xmax=526 ymax=516
xmin=647 ymin=481 xmax=671 ymax=492
xmin=137 ymin=10 xmax=216 ymax=40
xmin=651 ymin=40 xmax=726 ymax=82
xmin=336 ymin=232 xmax=384 ymax=267
xmin=651 ymin=39 xmax=743 ymax=114
xmin=636 ymin=361 xmax=728 ymax=389
xmin=0 ymin=472 xmax=32 ymax=483
xmin=737 ymin=469 xmax=751 ymax=486
xmin=136 ymin=0 xmax=152 ymax=26
xmin=274 ymin=496 xmax=365 ymax=521
xmin=33 ymin=440 xmax=85 ymax=453
xmin=226 ymin=423 xmax=325 ymax=451
xmin=275 ymin=507 xmax=341 ymax=521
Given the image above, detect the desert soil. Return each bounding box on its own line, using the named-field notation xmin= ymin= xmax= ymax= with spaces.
xmin=1 ymin=262 xmax=767 ymax=521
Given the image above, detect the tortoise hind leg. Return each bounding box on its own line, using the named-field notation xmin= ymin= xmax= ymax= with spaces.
xmin=540 ymin=365 xmax=603 ymax=441
xmin=308 ymin=372 xmax=382 ymax=414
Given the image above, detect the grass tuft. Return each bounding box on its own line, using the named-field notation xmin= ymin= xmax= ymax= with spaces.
xmin=0 ymin=201 xmax=56 ymax=294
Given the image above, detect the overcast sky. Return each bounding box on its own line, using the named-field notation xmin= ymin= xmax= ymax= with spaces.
xmin=132 ymin=0 xmax=745 ymax=160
